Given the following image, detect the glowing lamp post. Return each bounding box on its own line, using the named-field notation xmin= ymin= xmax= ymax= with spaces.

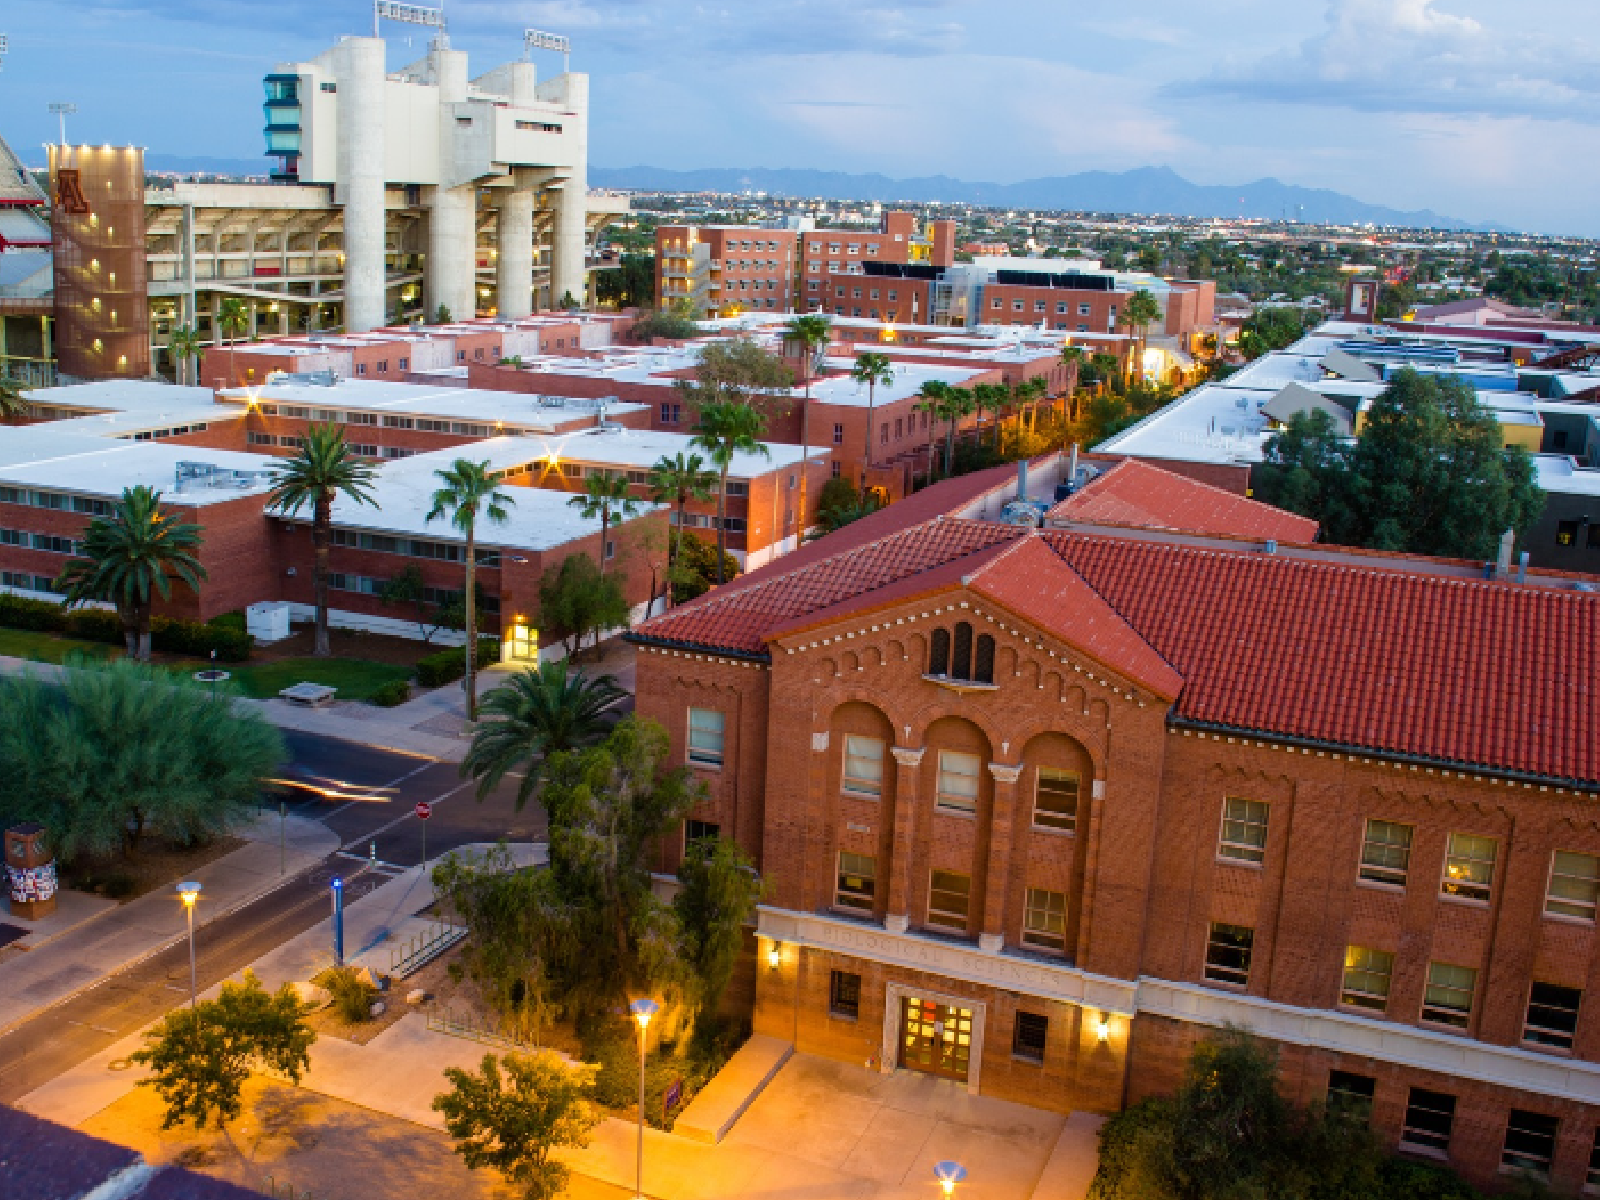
xmin=630 ymin=997 xmax=660 ymax=1200
xmin=176 ymin=881 xmax=201 ymax=1008
xmin=934 ymin=1161 xmax=968 ymax=1199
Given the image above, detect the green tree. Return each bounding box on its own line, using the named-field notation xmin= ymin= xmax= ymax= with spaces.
xmin=783 ymin=314 xmax=833 ymax=528
xmin=434 ymin=1051 xmax=602 ymax=1200
xmin=536 ymin=552 xmax=629 ymax=658
xmin=167 ymin=325 xmax=202 ymax=386
xmin=1239 ymin=307 xmax=1309 ymax=355
xmin=850 ymin=352 xmax=895 ymax=489
xmin=217 ymin=297 xmax=250 ymax=347
xmin=914 ymin=380 xmax=955 ymax=482
xmin=940 ymin=387 xmax=977 ymax=477
xmin=0 ymin=376 xmax=29 ymax=421
xmin=57 ymin=485 xmax=207 ymax=661
xmin=428 ymin=459 xmax=515 ymax=721
xmin=1120 ymin=289 xmax=1162 ymax=383
xmin=668 ymin=530 xmax=739 ymax=603
xmin=691 ymin=401 xmax=769 ymax=583
xmin=649 ymin=452 xmax=716 ymax=608
xmin=379 ymin=563 xmax=447 ymax=643
xmin=593 ymin=253 xmax=655 ymax=309
xmin=435 ymin=303 xmax=453 ymax=324
xmin=675 ymin=337 xmax=794 ymax=417
xmin=674 ymin=836 xmax=766 ymax=1014
xmin=131 ymin=971 xmax=314 ymax=1130
xmin=631 ymin=307 xmax=701 ymax=342
xmin=266 ymin=424 xmax=378 ymax=657
xmin=567 ymin=471 xmax=640 ymax=575
xmin=461 ymin=660 xmax=626 ymax=809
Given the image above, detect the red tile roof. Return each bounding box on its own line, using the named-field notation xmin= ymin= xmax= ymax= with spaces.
xmin=1049 ymin=459 xmax=1319 ymax=544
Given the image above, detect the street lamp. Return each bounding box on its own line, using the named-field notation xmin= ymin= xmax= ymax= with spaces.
xmin=629 ymin=997 xmax=660 ymax=1200
xmin=934 ymin=1161 xmax=968 ymax=1199
xmin=176 ymin=882 xmax=201 ymax=1008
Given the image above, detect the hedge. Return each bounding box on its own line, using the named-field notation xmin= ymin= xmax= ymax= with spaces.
xmin=0 ymin=595 xmax=253 ymax=661
xmin=415 ymin=639 xmax=501 ymax=688
xmin=369 ymin=679 xmax=411 ymax=707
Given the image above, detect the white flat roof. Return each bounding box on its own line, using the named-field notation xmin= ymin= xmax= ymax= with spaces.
xmin=455 ymin=427 xmax=820 ymax=479
xmin=0 ymin=424 xmax=279 ymax=505
xmin=225 ymin=378 xmax=649 ymax=430
xmin=809 ymin=359 xmax=989 ymax=407
xmin=1534 ymin=455 xmax=1600 ymax=497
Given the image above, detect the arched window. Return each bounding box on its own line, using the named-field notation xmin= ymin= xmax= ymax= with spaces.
xmin=952 ymin=622 xmax=973 ymax=680
xmin=929 ymin=628 xmax=950 ymax=676
xmin=974 ymin=634 xmax=995 ymax=684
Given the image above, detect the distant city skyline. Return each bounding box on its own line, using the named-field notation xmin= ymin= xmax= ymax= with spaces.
xmin=2 ymin=0 xmax=1596 ymax=236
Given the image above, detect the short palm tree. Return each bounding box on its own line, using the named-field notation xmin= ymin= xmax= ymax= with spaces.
xmin=567 ymin=471 xmax=640 ymax=576
xmin=649 ymin=451 xmax=716 ymax=607
xmin=266 ymin=424 xmax=378 ymax=658
xmin=217 ymin=298 xmax=250 ymax=347
xmin=850 ymin=352 xmax=894 ymax=490
xmin=914 ymin=381 xmax=953 ymax=483
xmin=427 ymin=459 xmax=514 ymax=721
xmin=57 ymin=486 xmax=207 ymax=661
xmin=1121 ymin=288 xmax=1162 ymax=384
xmin=0 ymin=376 xmax=30 ymax=422
xmin=783 ymin=314 xmax=832 ymax=533
xmin=691 ymin=401 xmax=769 ymax=584
xmin=941 ymin=388 xmax=976 ymax=477
xmin=460 ymin=660 xmax=626 ymax=808
xmin=167 ymin=325 xmax=201 ymax=387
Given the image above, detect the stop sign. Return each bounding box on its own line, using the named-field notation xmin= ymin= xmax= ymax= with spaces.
xmin=414 ymin=801 xmax=432 ymax=820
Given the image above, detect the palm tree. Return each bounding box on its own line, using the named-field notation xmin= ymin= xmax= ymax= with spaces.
xmin=649 ymin=451 xmax=716 ymax=607
xmin=941 ymin=388 xmax=977 ymax=477
xmin=266 ymin=424 xmax=379 ymax=658
xmin=850 ymin=352 xmax=894 ymax=491
xmin=1121 ymin=288 xmax=1163 ymax=384
xmin=691 ymin=401 xmax=769 ymax=585
xmin=567 ymin=470 xmax=640 ymax=575
xmin=783 ymin=314 xmax=832 ymax=537
xmin=57 ymin=486 xmax=207 ymax=661
xmin=218 ymin=298 xmax=250 ymax=346
xmin=167 ymin=325 xmax=201 ymax=387
xmin=427 ymin=459 xmax=515 ymax=722
xmin=914 ymin=381 xmax=953 ymax=484
xmin=0 ymin=377 xmax=30 ymax=422
xmin=971 ymin=382 xmax=1009 ymax=453
xmin=460 ymin=660 xmax=626 ymax=809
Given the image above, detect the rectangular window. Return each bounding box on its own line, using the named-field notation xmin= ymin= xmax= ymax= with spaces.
xmin=1548 ymin=850 xmax=1600 ymax=921
xmin=1022 ymin=888 xmax=1067 ymax=952
xmin=1033 ymin=768 xmax=1079 ymax=832
xmin=687 ymin=707 xmax=724 ymax=767
xmin=1341 ymin=946 xmax=1394 ymax=1012
xmin=936 ymin=750 xmax=981 ymax=815
xmin=830 ymin=970 xmax=861 ymax=1019
xmin=1587 ymin=1128 xmax=1600 ymax=1192
xmin=1359 ymin=818 xmax=1413 ymax=887
xmin=1503 ymin=1110 xmax=1559 ymax=1178
xmin=1422 ymin=962 xmax=1477 ymax=1029
xmin=684 ymin=819 xmax=720 ymax=846
xmin=927 ymin=870 xmax=971 ymax=930
xmin=1013 ymin=1012 xmax=1048 ymax=1063
xmin=1524 ymin=982 xmax=1582 ymax=1050
xmin=1203 ymin=922 xmax=1253 ymax=987
xmin=1558 ymin=521 xmax=1579 ymax=546
xmin=1442 ymin=832 xmax=1497 ymax=902
xmin=1218 ymin=796 xmax=1269 ymax=863
xmin=1401 ymin=1088 xmax=1456 ymax=1155
xmin=836 ymin=851 xmax=876 ymax=911
xmin=833 ymin=423 xmax=844 ymax=445
xmin=1327 ymin=1071 xmax=1376 ymax=1118
xmin=841 ymin=735 xmax=884 ymax=797
xmin=30 ymin=534 xmax=75 ymax=554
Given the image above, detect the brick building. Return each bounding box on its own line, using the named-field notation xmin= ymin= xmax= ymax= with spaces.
xmin=655 ymin=225 xmax=799 ymax=316
xmin=629 ymin=478 xmax=1600 ymax=1193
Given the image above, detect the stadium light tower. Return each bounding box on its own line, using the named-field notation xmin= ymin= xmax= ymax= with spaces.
xmin=48 ymin=102 xmax=76 ymax=146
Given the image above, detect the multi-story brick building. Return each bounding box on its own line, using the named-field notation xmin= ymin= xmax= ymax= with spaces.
xmin=629 ymin=469 xmax=1600 ymax=1194
xmin=654 ymin=226 xmax=799 ymax=316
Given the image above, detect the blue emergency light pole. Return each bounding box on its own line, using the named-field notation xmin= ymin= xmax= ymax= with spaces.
xmin=331 ymin=876 xmax=345 ymax=966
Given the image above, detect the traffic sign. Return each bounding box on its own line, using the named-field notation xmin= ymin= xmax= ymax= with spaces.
xmin=415 ymin=801 xmax=432 ymax=820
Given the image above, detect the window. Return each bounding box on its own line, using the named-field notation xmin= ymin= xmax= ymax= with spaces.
xmin=1422 ymin=962 xmax=1477 ymax=1028
xmin=1548 ymin=851 xmax=1600 ymax=920
xmin=842 ymin=735 xmax=884 ymax=797
xmin=1442 ymin=832 xmax=1497 ymax=902
xmin=1503 ymin=1110 xmax=1559 ymax=1178
xmin=936 ymin=751 xmax=981 ymax=815
xmin=836 ymin=851 xmax=876 ymax=911
xmin=1401 ymin=1088 xmax=1456 ymax=1155
xmin=881 ymin=422 xmax=889 ymax=445
xmin=1203 ymin=922 xmax=1253 ymax=987
xmin=830 ymin=970 xmax=861 ymax=1019
xmin=928 ymin=628 xmax=950 ymax=675
xmin=833 ymin=423 xmax=844 ymax=445
xmin=1558 ymin=521 xmax=1580 ymax=546
xmin=1079 ymin=304 xmax=1092 ymax=316
xmin=952 ymin=622 xmax=973 ymax=677
xmin=1359 ymin=819 xmax=1413 ymax=887
xmin=1013 ymin=1012 xmax=1048 ymax=1063
xmin=1218 ymin=797 xmax=1269 ymax=863
xmin=30 ymin=534 xmax=75 ymax=554
xmin=1057 ymin=302 xmax=1068 ymax=314
xmin=1327 ymin=1071 xmax=1376 ymax=1118
xmin=1341 ymin=946 xmax=1394 ymax=1012
xmin=1033 ymin=769 xmax=1079 ymax=832
xmin=1524 ymin=982 xmax=1582 ymax=1050
xmin=1022 ymin=888 xmax=1067 ymax=952
xmin=685 ymin=819 xmax=720 ymax=846
xmin=927 ymin=870 xmax=971 ymax=929
xmin=1587 ymin=1128 xmax=1600 ymax=1192
xmin=687 ymin=707 xmax=724 ymax=767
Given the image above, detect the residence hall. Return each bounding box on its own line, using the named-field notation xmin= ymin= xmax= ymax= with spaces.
xmin=629 ymin=461 xmax=1600 ymax=1194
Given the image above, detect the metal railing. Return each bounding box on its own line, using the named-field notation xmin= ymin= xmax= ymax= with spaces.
xmin=261 ymin=1175 xmax=334 ymax=1200
xmin=426 ymin=1005 xmax=537 ymax=1052
xmin=389 ymin=917 xmax=467 ymax=977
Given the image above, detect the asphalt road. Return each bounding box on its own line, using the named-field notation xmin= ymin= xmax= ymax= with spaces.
xmin=0 ymin=730 xmax=545 ymax=1106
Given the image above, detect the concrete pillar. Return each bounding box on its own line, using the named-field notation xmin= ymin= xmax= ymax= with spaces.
xmin=335 ymin=37 xmax=387 ymax=333
xmin=979 ymin=763 xmax=1023 ymax=953
xmin=885 ymin=746 xmax=925 ymax=933
xmin=427 ymin=186 xmax=476 ymax=322
xmin=496 ymin=178 xmax=536 ymax=319
xmin=546 ymin=72 xmax=588 ymax=308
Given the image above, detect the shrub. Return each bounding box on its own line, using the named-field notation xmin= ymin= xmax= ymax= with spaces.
xmin=0 ymin=593 xmax=68 ymax=632
xmin=66 ymin=607 xmax=124 ymax=644
xmin=314 ymin=965 xmax=378 ymax=1024
xmin=207 ymin=611 xmax=247 ymax=633
xmin=416 ymin=639 xmax=500 ymax=688
xmin=370 ymin=679 xmax=411 ymax=707
xmin=149 ymin=615 xmax=252 ymax=662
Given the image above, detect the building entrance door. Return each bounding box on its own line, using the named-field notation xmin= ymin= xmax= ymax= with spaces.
xmin=899 ymin=996 xmax=973 ymax=1082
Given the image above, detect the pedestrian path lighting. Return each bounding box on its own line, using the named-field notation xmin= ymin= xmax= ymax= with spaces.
xmin=176 ymin=882 xmax=202 ymax=1008
xmin=935 ymin=1161 xmax=968 ymax=1199
xmin=630 ymin=997 xmax=660 ymax=1200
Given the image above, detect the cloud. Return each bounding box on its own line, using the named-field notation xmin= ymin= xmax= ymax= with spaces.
xmin=1171 ymin=0 xmax=1600 ymax=123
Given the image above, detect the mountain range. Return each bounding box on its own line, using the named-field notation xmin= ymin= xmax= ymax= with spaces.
xmin=588 ymin=164 xmax=1488 ymax=232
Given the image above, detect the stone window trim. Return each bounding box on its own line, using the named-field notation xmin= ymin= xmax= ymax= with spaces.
xmin=878 ymin=980 xmax=987 ymax=1095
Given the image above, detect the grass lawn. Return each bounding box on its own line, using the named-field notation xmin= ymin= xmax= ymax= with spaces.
xmin=228 ymin=657 xmax=415 ymax=701
xmin=0 ymin=626 xmax=118 ymax=665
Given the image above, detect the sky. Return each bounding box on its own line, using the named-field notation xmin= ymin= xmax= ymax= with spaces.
xmin=2 ymin=0 xmax=1598 ymax=235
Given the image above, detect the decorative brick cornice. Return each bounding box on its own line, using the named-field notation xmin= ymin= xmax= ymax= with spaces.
xmin=890 ymin=746 xmax=925 ymax=768
xmin=987 ymin=762 xmax=1023 ymax=784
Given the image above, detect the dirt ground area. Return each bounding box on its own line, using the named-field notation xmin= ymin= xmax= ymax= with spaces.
xmin=62 ymin=835 xmax=246 ymax=902
xmin=249 ymin=625 xmax=444 ymax=667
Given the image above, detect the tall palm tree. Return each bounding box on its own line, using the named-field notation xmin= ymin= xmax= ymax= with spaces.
xmin=914 ymin=381 xmax=953 ymax=484
xmin=941 ymin=388 xmax=977 ymax=477
xmin=567 ymin=470 xmax=640 ymax=575
xmin=691 ymin=401 xmax=769 ymax=585
xmin=167 ymin=325 xmax=201 ymax=387
xmin=649 ymin=451 xmax=715 ymax=607
xmin=0 ymin=377 xmax=30 ymax=422
xmin=1121 ymin=288 xmax=1162 ymax=385
xmin=783 ymin=314 xmax=832 ymax=537
xmin=850 ymin=352 xmax=894 ymax=492
xmin=266 ymin=424 xmax=379 ymax=658
xmin=460 ymin=660 xmax=626 ymax=809
xmin=427 ymin=459 xmax=514 ymax=722
xmin=57 ymin=486 xmax=207 ymax=661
